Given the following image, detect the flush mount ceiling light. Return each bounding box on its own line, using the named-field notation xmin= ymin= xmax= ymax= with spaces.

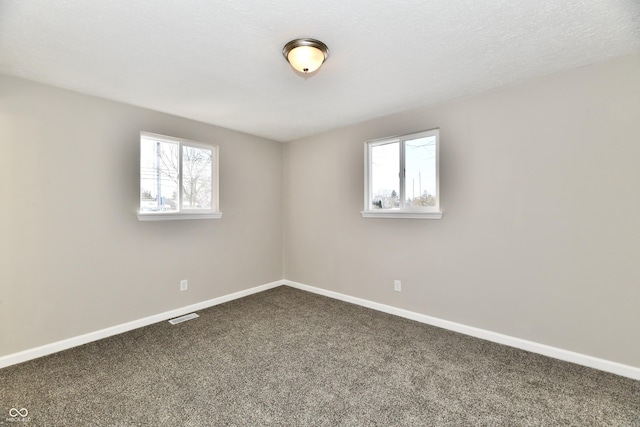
xmin=282 ymin=38 xmax=329 ymax=74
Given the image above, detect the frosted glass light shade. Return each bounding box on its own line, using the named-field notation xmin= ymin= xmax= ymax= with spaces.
xmin=283 ymin=38 xmax=329 ymax=74
xmin=287 ymin=46 xmax=325 ymax=73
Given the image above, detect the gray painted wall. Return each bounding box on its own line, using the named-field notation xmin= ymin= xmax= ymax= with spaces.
xmin=2 ymin=54 xmax=638 ymax=369
xmin=0 ymin=76 xmax=283 ymax=357
xmin=283 ymin=54 xmax=640 ymax=367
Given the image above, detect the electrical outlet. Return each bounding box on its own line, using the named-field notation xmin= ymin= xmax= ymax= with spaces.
xmin=394 ymin=280 xmax=401 ymax=292
xmin=180 ymin=279 xmax=188 ymax=291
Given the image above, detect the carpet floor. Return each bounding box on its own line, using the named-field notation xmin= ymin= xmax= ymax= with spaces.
xmin=1 ymin=286 xmax=639 ymax=426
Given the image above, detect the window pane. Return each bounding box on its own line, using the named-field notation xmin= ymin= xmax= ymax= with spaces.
xmin=182 ymin=145 xmax=212 ymax=209
xmin=371 ymin=142 xmax=399 ymax=209
xmin=405 ymin=136 xmax=436 ymax=207
xmin=140 ymin=138 xmax=179 ymax=212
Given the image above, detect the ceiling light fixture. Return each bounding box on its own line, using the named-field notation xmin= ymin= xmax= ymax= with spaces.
xmin=282 ymin=38 xmax=329 ymax=74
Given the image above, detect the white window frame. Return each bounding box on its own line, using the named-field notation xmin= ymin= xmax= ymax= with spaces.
xmin=362 ymin=128 xmax=442 ymax=219
xmin=137 ymin=132 xmax=222 ymax=221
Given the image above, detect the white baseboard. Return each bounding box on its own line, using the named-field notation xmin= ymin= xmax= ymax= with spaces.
xmin=0 ymin=280 xmax=283 ymax=369
xmin=283 ymin=280 xmax=640 ymax=381
xmin=4 ymin=279 xmax=639 ymax=381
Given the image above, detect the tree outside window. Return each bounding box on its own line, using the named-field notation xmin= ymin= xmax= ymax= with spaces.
xmin=139 ymin=132 xmax=218 ymax=218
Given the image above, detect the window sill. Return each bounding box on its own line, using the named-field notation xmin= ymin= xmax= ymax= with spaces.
xmin=360 ymin=210 xmax=443 ymax=219
xmin=137 ymin=212 xmax=223 ymax=221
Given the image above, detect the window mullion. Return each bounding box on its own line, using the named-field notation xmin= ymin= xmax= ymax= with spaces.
xmin=214 ymin=146 xmax=218 ymax=211
xmin=399 ymin=140 xmax=405 ymax=208
xmin=178 ymin=142 xmax=183 ymax=213
xmin=367 ymin=144 xmax=373 ymax=210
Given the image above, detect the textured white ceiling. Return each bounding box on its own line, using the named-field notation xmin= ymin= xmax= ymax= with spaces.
xmin=1 ymin=0 xmax=639 ymax=141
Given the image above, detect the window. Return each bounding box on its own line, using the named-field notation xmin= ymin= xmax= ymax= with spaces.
xmin=137 ymin=132 xmax=221 ymax=221
xmin=362 ymin=129 xmax=441 ymax=219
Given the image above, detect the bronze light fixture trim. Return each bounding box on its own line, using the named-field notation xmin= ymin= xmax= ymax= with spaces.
xmin=282 ymin=38 xmax=329 ymax=74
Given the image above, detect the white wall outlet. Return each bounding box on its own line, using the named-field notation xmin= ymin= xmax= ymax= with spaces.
xmin=394 ymin=280 xmax=401 ymax=292
xmin=180 ymin=279 xmax=188 ymax=291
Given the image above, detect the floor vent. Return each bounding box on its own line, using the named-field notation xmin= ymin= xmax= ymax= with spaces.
xmin=168 ymin=313 xmax=199 ymax=325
